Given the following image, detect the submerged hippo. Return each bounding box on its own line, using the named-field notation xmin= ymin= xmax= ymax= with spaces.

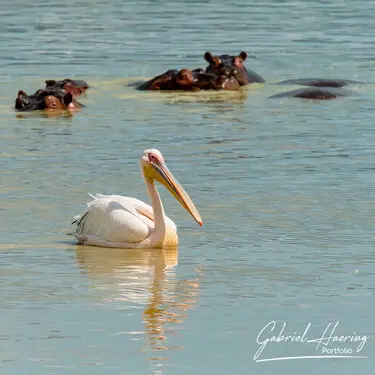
xmin=277 ymin=78 xmax=363 ymax=88
xmin=137 ymin=68 xmax=240 ymax=91
xmin=204 ymin=51 xmax=265 ymax=86
xmin=45 ymin=78 xmax=89 ymax=97
xmin=269 ymin=87 xmax=352 ymax=100
xmin=15 ymin=88 xmax=83 ymax=112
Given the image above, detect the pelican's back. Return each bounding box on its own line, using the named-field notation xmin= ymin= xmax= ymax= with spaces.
xmin=72 ymin=194 xmax=152 ymax=243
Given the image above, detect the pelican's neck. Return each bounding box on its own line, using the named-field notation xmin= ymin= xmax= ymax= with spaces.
xmin=143 ymin=174 xmax=167 ymax=244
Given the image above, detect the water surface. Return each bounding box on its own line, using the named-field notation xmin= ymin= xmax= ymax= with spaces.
xmin=1 ymin=1 xmax=375 ymax=374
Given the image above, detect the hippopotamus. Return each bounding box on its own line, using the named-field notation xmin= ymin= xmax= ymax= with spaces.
xmin=269 ymin=87 xmax=352 ymax=100
xmin=45 ymin=78 xmax=89 ymax=97
xmin=204 ymin=51 xmax=265 ymax=86
xmin=137 ymin=69 xmax=178 ymax=90
xmin=277 ymin=78 xmax=363 ymax=88
xmin=137 ymin=68 xmax=240 ymax=91
xmin=137 ymin=69 xmax=202 ymax=91
xmin=15 ymin=88 xmax=83 ymax=112
xmin=203 ymin=51 xmax=363 ymax=91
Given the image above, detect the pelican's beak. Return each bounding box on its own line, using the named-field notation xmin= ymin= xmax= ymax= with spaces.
xmin=147 ymin=160 xmax=203 ymax=226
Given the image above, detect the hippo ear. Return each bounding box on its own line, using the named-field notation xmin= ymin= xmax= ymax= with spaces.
xmin=63 ymin=92 xmax=73 ymax=106
xmin=34 ymin=89 xmax=45 ymax=96
xmin=45 ymin=80 xmax=56 ymax=87
xmin=18 ymin=90 xmax=28 ymax=98
xmin=239 ymin=51 xmax=248 ymax=61
xmin=204 ymin=52 xmax=214 ymax=63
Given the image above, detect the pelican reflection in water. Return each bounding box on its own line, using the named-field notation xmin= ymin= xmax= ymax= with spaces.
xmin=75 ymin=246 xmax=202 ymax=366
xmin=70 ymin=149 xmax=202 ymax=248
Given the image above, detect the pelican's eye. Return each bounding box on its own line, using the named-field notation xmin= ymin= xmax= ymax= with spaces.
xmin=148 ymin=153 xmax=157 ymax=163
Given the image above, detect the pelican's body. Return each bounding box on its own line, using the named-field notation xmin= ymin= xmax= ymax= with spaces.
xmin=70 ymin=149 xmax=202 ymax=248
xmin=72 ymin=193 xmax=178 ymax=247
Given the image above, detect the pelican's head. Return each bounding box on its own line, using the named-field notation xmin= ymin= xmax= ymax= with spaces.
xmin=140 ymin=149 xmax=203 ymax=226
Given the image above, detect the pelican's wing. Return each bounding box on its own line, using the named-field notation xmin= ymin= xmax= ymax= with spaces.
xmin=93 ymin=194 xmax=177 ymax=232
xmin=72 ymin=194 xmax=153 ymax=243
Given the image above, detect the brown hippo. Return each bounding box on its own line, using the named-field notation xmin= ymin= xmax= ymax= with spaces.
xmin=204 ymin=51 xmax=265 ymax=86
xmin=137 ymin=69 xmax=180 ymax=90
xmin=15 ymin=88 xmax=83 ymax=112
xmin=137 ymin=68 xmax=240 ymax=91
xmin=45 ymin=78 xmax=89 ymax=97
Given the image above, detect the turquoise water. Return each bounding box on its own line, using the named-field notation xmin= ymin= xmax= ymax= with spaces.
xmin=1 ymin=1 xmax=375 ymax=374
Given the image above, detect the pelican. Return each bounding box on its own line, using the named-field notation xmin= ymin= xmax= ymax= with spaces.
xmin=70 ymin=149 xmax=202 ymax=248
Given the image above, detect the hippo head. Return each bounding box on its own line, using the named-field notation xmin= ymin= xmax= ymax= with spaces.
xmin=138 ymin=70 xmax=179 ymax=90
xmin=44 ymin=91 xmax=75 ymax=111
xmin=15 ymin=90 xmax=41 ymax=111
xmin=174 ymin=69 xmax=202 ymax=90
xmin=212 ymin=74 xmax=241 ymax=91
xmin=45 ymin=78 xmax=89 ymax=97
xmin=15 ymin=88 xmax=81 ymax=112
xmin=43 ymin=89 xmax=82 ymax=112
xmin=204 ymin=51 xmax=250 ymax=86
xmin=189 ymin=71 xmax=241 ymax=91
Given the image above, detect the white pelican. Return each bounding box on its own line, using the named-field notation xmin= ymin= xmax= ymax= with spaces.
xmin=70 ymin=149 xmax=202 ymax=248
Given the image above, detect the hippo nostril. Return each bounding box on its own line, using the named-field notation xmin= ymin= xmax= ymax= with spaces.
xmin=221 ymin=78 xmax=229 ymax=89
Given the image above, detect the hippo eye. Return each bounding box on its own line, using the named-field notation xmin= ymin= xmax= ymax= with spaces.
xmin=211 ymin=57 xmax=221 ymax=68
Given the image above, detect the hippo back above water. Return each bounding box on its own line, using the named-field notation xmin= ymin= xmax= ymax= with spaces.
xmin=277 ymin=78 xmax=363 ymax=88
xmin=45 ymin=78 xmax=89 ymax=97
xmin=269 ymin=87 xmax=352 ymax=100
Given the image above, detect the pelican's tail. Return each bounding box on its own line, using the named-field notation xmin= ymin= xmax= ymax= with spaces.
xmin=71 ymin=211 xmax=89 ymax=232
xmin=70 ymin=193 xmax=99 ymax=226
xmin=69 ymin=192 xmax=108 ymax=237
xmin=71 ymin=214 xmax=82 ymax=225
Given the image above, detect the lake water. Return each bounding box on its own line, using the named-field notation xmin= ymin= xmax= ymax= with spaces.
xmin=1 ymin=0 xmax=374 ymax=374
